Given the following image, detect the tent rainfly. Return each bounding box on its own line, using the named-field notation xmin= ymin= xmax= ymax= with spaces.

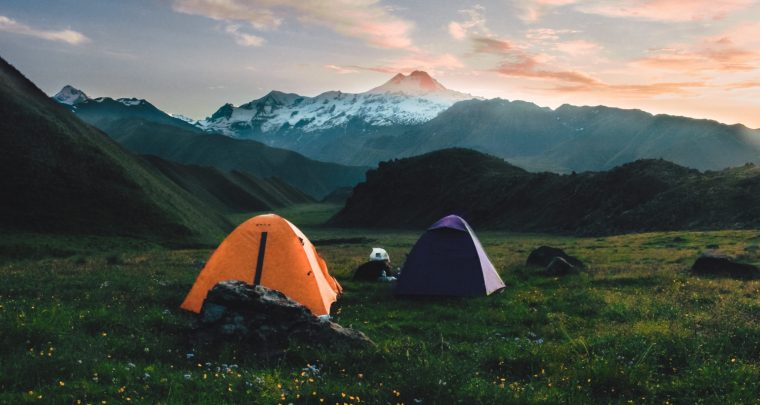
xmin=395 ymin=215 xmax=505 ymax=296
xmin=181 ymin=214 xmax=342 ymax=315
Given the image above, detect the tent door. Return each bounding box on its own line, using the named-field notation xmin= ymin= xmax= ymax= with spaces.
xmin=253 ymin=232 xmax=268 ymax=285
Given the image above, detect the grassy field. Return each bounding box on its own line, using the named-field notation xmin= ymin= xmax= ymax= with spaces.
xmin=1 ymin=207 xmax=758 ymax=404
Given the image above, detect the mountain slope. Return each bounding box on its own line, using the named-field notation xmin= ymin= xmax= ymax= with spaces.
xmin=0 ymin=57 xmax=229 ymax=243
xmin=331 ymin=148 xmax=760 ymax=235
xmin=391 ymin=99 xmax=760 ymax=172
xmin=52 ymin=85 xmax=198 ymax=132
xmin=97 ymin=118 xmax=368 ymax=198
xmin=143 ymin=156 xmax=314 ymax=213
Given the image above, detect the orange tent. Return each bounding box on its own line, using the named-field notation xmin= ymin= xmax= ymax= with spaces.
xmin=181 ymin=214 xmax=342 ymax=315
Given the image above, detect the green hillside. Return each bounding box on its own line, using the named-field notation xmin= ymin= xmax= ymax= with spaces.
xmin=332 ymin=148 xmax=760 ymax=234
xmin=143 ymin=156 xmax=314 ymax=213
xmin=0 ymin=57 xmax=229 ymax=244
xmin=89 ymin=118 xmax=368 ymax=199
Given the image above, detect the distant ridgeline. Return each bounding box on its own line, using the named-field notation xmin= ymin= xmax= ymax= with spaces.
xmin=51 ymin=86 xmax=369 ymax=199
xmin=331 ymin=148 xmax=760 ymax=235
xmin=52 ymin=71 xmax=760 ymax=180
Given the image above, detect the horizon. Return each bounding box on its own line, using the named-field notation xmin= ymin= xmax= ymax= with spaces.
xmin=2 ymin=1 xmax=760 ymax=128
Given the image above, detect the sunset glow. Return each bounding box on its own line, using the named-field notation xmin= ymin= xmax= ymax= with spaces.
xmin=2 ymin=0 xmax=759 ymax=127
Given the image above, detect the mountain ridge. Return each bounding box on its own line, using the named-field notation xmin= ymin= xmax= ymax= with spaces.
xmin=331 ymin=148 xmax=760 ymax=235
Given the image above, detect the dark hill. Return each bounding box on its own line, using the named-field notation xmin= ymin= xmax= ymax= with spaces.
xmin=0 ymin=57 xmax=229 ymax=243
xmin=95 ymin=118 xmax=368 ymax=199
xmin=330 ymin=148 xmax=760 ymax=235
xmin=143 ymin=156 xmax=314 ymax=213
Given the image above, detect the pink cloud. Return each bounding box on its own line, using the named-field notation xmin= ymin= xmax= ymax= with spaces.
xmin=471 ymin=37 xmax=515 ymax=54
xmin=447 ymin=5 xmax=489 ymax=39
xmin=725 ymin=81 xmax=760 ymax=90
xmin=635 ymin=33 xmax=760 ymax=72
xmin=0 ymin=15 xmax=90 ymax=45
xmin=554 ymin=39 xmax=602 ymax=55
xmin=173 ymin=0 xmax=414 ymax=49
xmin=448 ymin=22 xmax=466 ymax=40
xmin=578 ymin=0 xmax=754 ymax=22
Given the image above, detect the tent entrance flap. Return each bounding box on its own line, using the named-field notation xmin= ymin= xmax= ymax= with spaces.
xmin=253 ymin=232 xmax=268 ymax=285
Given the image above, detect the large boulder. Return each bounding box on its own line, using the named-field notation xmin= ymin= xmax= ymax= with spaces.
xmin=690 ymin=253 xmax=760 ymax=279
xmin=194 ymin=281 xmax=374 ymax=352
xmin=526 ymin=246 xmax=583 ymax=268
xmin=545 ymin=257 xmax=578 ymax=276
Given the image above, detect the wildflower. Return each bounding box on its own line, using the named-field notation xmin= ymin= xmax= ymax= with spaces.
xmin=184 ymin=373 xmax=192 ymax=380
xmin=59 ymin=381 xmax=65 ymax=387
xmin=186 ymin=353 xmax=194 ymax=360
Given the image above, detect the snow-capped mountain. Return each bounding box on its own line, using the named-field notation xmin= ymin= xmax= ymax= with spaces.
xmin=53 ymin=85 xmax=89 ymax=105
xmin=170 ymin=113 xmax=198 ymax=124
xmin=198 ymin=71 xmax=476 ymax=136
xmin=51 ymin=86 xmax=200 ymax=131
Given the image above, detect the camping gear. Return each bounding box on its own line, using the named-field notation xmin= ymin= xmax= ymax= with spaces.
xmin=353 ymin=260 xmax=397 ymax=281
xmin=181 ymin=214 xmax=342 ymax=315
xmin=395 ymin=214 xmax=505 ymax=296
xmin=369 ymin=247 xmax=390 ymax=262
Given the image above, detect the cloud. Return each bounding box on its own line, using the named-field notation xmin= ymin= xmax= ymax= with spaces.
xmin=554 ymin=39 xmax=602 ymax=55
xmin=578 ymin=0 xmax=754 ymax=22
xmin=725 ymin=81 xmax=760 ymax=90
xmin=518 ymin=0 xmax=579 ymax=23
xmin=635 ymin=30 xmax=760 ymax=72
xmin=518 ymin=0 xmax=753 ymax=23
xmin=465 ymin=34 xmax=701 ymax=97
xmin=224 ymin=25 xmax=265 ymax=47
xmin=0 ymin=15 xmax=89 ymax=45
xmin=333 ymin=52 xmax=464 ymax=75
xmin=172 ymin=0 xmax=414 ymax=49
xmin=471 ymin=37 xmax=514 ymax=54
xmin=525 ymin=28 xmax=578 ymax=42
xmin=324 ymin=64 xmax=358 ymax=74
xmin=447 ymin=5 xmax=489 ymax=40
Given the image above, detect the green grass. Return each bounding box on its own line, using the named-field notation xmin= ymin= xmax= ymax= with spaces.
xmin=1 ymin=226 xmax=758 ymax=403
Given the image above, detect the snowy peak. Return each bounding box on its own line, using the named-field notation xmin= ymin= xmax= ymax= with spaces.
xmin=116 ymin=97 xmax=149 ymax=107
xmin=367 ymin=71 xmax=466 ymax=99
xmin=240 ymin=91 xmax=302 ymax=110
xmin=170 ymin=113 xmax=197 ymax=124
xmin=198 ymin=71 xmax=478 ymax=136
xmin=53 ymin=85 xmax=88 ymax=105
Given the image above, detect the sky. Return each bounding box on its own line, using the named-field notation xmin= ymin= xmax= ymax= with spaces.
xmin=2 ymin=0 xmax=760 ymax=127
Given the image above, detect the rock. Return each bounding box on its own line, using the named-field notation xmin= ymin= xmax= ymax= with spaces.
xmin=526 ymin=246 xmax=583 ymax=268
xmin=194 ymin=281 xmax=374 ymax=352
xmin=353 ymin=260 xmax=395 ymax=281
xmin=545 ymin=257 xmax=577 ymax=276
xmin=690 ymin=253 xmax=760 ymax=279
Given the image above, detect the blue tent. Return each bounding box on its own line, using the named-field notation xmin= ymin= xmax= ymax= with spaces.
xmin=395 ymin=215 xmax=505 ymax=296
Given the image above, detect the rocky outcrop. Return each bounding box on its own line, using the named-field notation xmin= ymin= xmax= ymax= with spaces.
xmin=194 ymin=281 xmax=374 ymax=352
